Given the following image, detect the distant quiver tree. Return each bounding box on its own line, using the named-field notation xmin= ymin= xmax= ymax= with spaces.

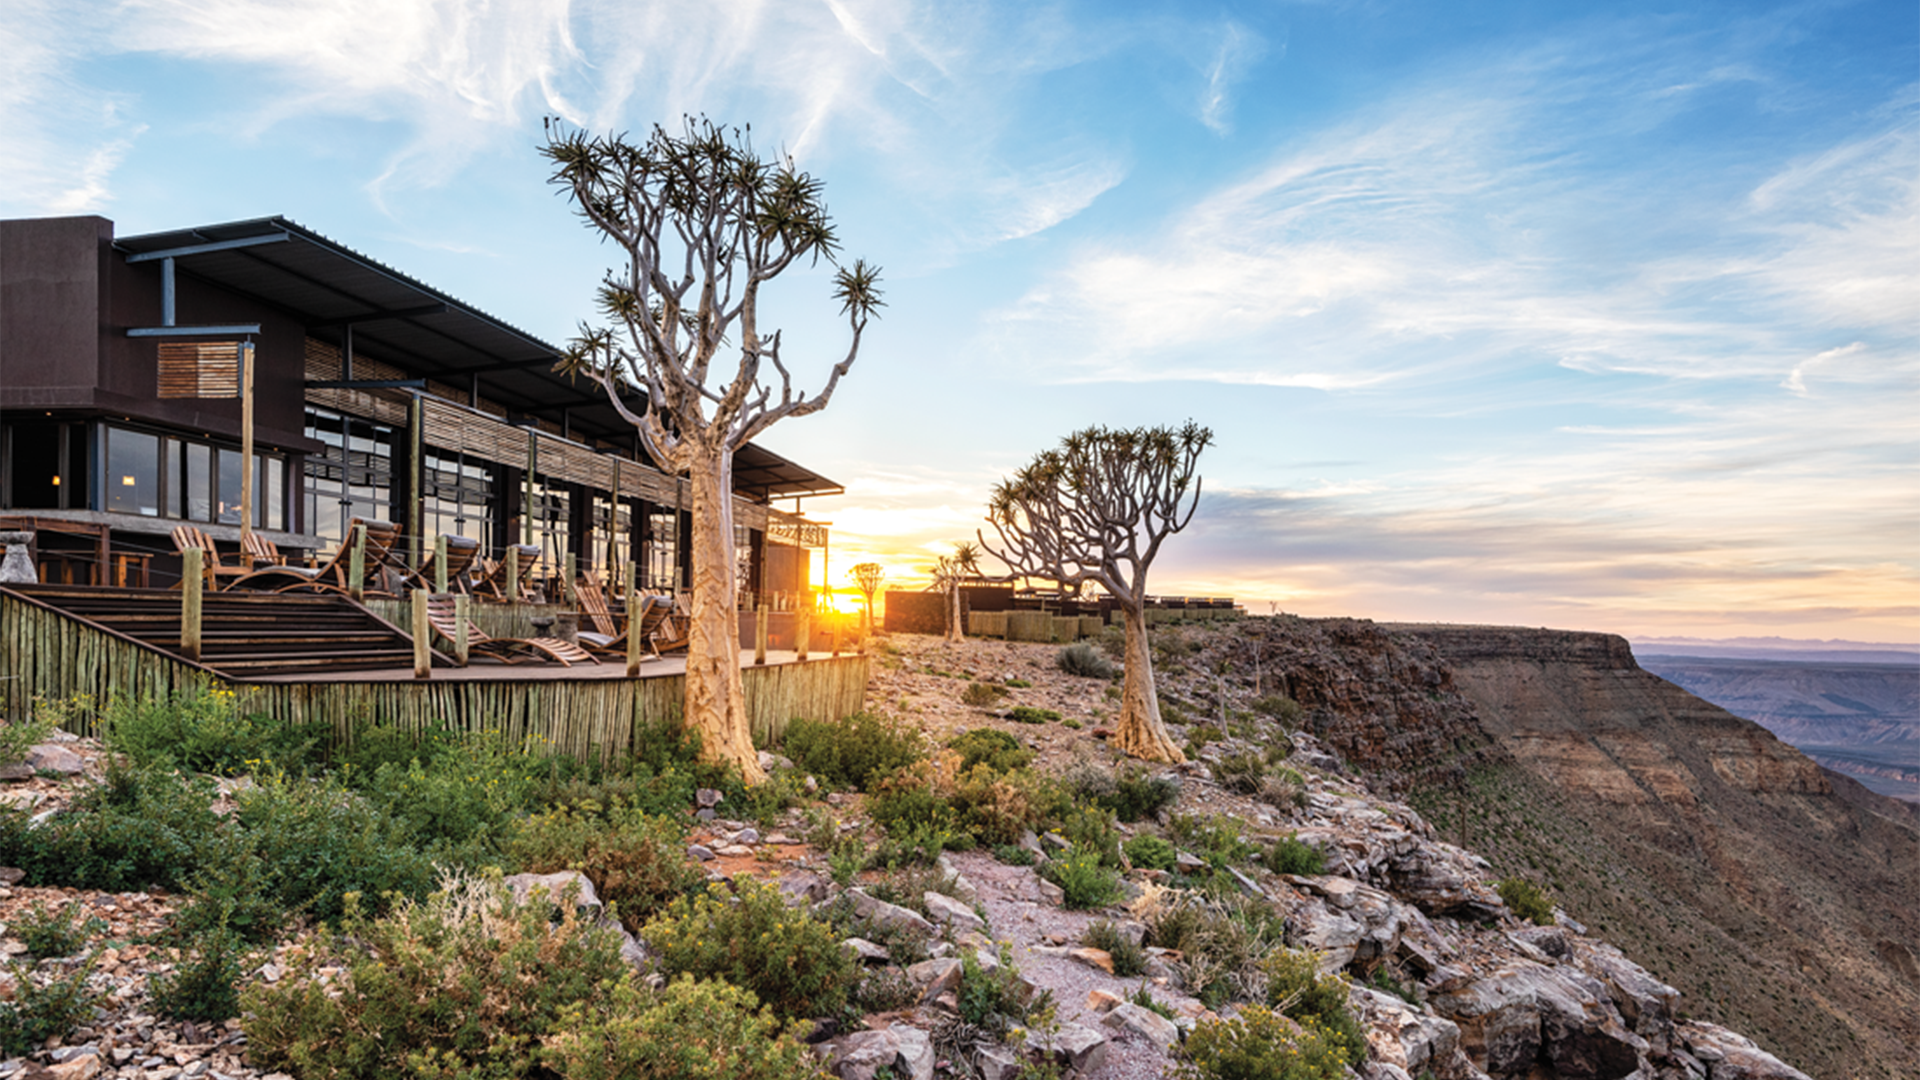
xmin=982 ymin=422 xmax=1213 ymax=762
xmin=848 ymin=562 xmax=884 ymax=637
xmin=930 ymin=543 xmax=982 ymax=645
xmin=543 ymin=117 xmax=883 ymax=784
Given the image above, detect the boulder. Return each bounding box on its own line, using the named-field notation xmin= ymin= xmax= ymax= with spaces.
xmin=842 ymin=937 xmax=891 ymax=963
xmin=1100 ymin=1001 xmax=1181 ymax=1048
xmin=778 ymin=869 xmax=830 ymax=907
xmin=1427 ymin=960 xmax=1640 ymax=1080
xmin=1025 ymin=1023 xmax=1109 ymax=1075
xmin=1677 ymin=1022 xmax=1814 ymax=1080
xmin=1575 ymin=941 xmax=1679 ymax=1056
xmin=1288 ymin=896 xmax=1367 ymax=970
xmin=827 ymin=1025 xmax=934 ymax=1080
xmin=845 ymin=888 xmax=936 ymax=937
xmin=974 ymin=1045 xmax=1022 ymax=1080
xmin=1353 ymin=985 xmax=1461 ymax=1077
xmin=924 ymin=891 xmax=986 ymax=934
xmin=1068 ymin=946 xmax=1114 ymax=973
xmin=25 ymin=743 xmax=83 ymax=775
xmin=907 ymin=957 xmax=963 ymax=1000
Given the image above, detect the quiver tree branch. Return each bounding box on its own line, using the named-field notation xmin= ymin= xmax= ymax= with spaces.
xmin=980 ymin=422 xmax=1213 ymax=762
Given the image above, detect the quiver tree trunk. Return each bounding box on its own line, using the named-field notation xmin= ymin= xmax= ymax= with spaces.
xmin=1113 ymin=603 xmax=1184 ymax=763
xmin=946 ymin=587 xmax=965 ymax=644
xmin=685 ymin=446 xmax=765 ymax=784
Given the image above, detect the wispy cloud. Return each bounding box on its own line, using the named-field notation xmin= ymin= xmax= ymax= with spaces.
xmin=0 ymin=0 xmax=141 ymax=212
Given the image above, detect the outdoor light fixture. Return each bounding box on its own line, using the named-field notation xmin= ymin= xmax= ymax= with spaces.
xmin=122 ymin=476 xmax=137 ymax=487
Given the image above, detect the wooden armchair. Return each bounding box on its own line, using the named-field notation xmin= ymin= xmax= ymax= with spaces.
xmin=170 ymin=525 xmax=251 ymax=590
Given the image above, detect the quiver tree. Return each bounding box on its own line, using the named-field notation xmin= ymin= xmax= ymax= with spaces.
xmin=848 ymin=562 xmax=884 ymax=637
xmin=930 ymin=543 xmax=981 ymax=644
xmin=982 ymin=422 xmax=1213 ymax=762
xmin=543 ymin=118 xmax=883 ymax=784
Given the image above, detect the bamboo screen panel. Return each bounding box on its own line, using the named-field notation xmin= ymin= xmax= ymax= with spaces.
xmin=157 ymin=342 xmax=240 ymax=399
xmin=302 ymin=338 xmax=409 ymax=425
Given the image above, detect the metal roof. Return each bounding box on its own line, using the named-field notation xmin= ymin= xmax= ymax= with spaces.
xmin=114 ymin=217 xmax=842 ymax=501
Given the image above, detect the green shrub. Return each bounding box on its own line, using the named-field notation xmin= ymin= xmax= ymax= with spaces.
xmin=866 ymin=783 xmax=961 ymax=844
xmin=993 ymin=844 xmax=1037 ymax=867
xmin=1061 ymin=805 xmax=1124 ymax=868
xmin=530 ymin=755 xmax=702 ymax=822
xmin=1124 ymin=835 xmax=1177 ymax=872
xmin=1263 ymin=949 xmax=1367 ymax=1065
xmin=545 ymin=974 xmax=824 ymax=1080
xmin=1213 ymin=751 xmax=1269 ymax=796
xmin=150 ymin=927 xmax=249 ymax=1022
xmin=1128 ymin=984 xmax=1177 ymax=1020
xmin=1057 ymin=643 xmax=1117 ymax=679
xmin=14 ymin=902 xmax=103 ymax=958
xmin=1167 ymin=813 xmax=1256 ymax=869
xmin=235 ymin=771 xmax=436 ymax=923
xmin=1004 ymin=678 xmax=1033 ymax=689
xmin=1263 ymin=735 xmax=1297 ymax=764
xmin=642 ymin=876 xmax=856 ymax=1023
xmin=1143 ymin=893 xmax=1281 ymax=1007
xmin=1081 ymin=920 xmax=1146 ymax=977
xmin=1177 ymin=1004 xmax=1349 ymax=1080
xmin=961 ymin=682 xmax=1009 ymax=708
xmin=352 ymin=731 xmax=542 ymax=864
xmin=782 ymin=712 xmax=923 ymax=792
xmin=1105 ymin=768 xmax=1181 ymax=822
xmin=243 ymin=872 xmax=631 ymax=1079
xmin=0 ymin=763 xmax=216 ymax=893
xmin=1007 ymin=706 xmax=1060 ymax=725
xmin=0 ymin=711 xmax=56 ymax=767
xmin=506 ymin=803 xmax=703 ymax=929
xmin=0 ymin=958 xmax=98 ymax=1058
xmin=99 ymin=685 xmax=328 ymax=777
xmin=947 ymin=729 xmax=1033 ymax=773
xmin=957 ymin=942 xmax=1044 ymax=1035
xmin=1260 ymin=768 xmax=1307 ymax=809
xmin=947 ymin=767 xmax=1042 ymax=847
xmin=1251 ymin=695 xmax=1304 ymax=725
xmin=1039 ymin=846 xmax=1123 ymax=909
xmin=1266 ymin=835 xmax=1326 ymax=877
xmin=1497 ymin=877 xmax=1555 ymax=926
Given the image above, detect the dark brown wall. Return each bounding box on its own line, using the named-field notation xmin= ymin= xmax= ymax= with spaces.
xmin=0 ymin=216 xmax=111 ymax=406
xmin=883 ymin=590 xmax=950 ymax=635
xmin=1 ymin=215 xmax=316 ymax=454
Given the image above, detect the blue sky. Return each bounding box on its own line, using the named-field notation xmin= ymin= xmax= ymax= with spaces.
xmin=4 ymin=0 xmax=1915 ymax=642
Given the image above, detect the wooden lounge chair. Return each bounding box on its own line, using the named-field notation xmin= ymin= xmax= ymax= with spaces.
xmin=575 ymin=569 xmax=619 ymax=637
xmin=650 ymin=595 xmax=692 ymax=654
xmin=231 ymin=519 xmax=404 ymax=596
xmin=472 ymin=544 xmax=542 ymax=601
xmin=578 ymin=592 xmax=675 ymax=660
xmin=240 ymin=532 xmax=287 ymax=568
xmin=406 ymin=535 xmax=482 ymax=593
xmin=170 ymin=525 xmax=252 ymax=590
xmin=423 ymin=594 xmax=596 ymax=667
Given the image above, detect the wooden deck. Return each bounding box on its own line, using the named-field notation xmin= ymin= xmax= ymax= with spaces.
xmin=2 ymin=585 xmax=868 ymax=759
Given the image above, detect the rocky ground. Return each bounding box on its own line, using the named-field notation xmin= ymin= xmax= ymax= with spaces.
xmin=0 ymin=631 xmax=1822 ymax=1080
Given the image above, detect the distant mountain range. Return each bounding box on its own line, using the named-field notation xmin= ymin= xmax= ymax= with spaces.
xmin=1630 ymin=637 xmax=1919 ymax=803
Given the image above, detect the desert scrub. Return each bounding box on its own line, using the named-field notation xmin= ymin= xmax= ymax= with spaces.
xmin=0 ymin=711 xmax=56 ymax=767
xmin=506 ymin=802 xmax=703 ymax=928
xmin=1124 ymin=834 xmax=1178 ymax=872
xmin=1251 ymin=695 xmax=1304 ymax=725
xmin=1167 ymin=813 xmax=1257 ymax=869
xmin=1107 ymin=768 xmax=1181 ymax=822
xmin=1039 ymin=846 xmax=1123 ymax=909
xmin=958 ymin=942 xmax=1044 ymax=1034
xmin=1081 ymin=920 xmax=1146 ymax=977
xmin=1007 ymin=706 xmax=1060 ymax=725
xmin=1263 ymin=949 xmax=1368 ymax=1065
xmin=1212 ymin=750 xmax=1270 ymax=796
xmin=1177 ymin=1004 xmax=1349 ymax=1080
xmin=1057 ymin=642 xmax=1117 ymax=679
xmin=947 ymin=766 xmax=1041 ymax=847
xmin=947 ymin=728 xmax=1033 ymax=773
xmin=782 ymin=712 xmax=923 ymax=792
xmin=234 ymin=770 xmax=436 ymax=923
xmin=351 ymin=730 xmax=544 ymax=864
xmin=243 ymin=871 xmax=630 ymax=1080
xmin=545 ymin=974 xmax=825 ymax=1080
xmin=150 ymin=927 xmax=249 ymax=1022
xmin=0 ymin=958 xmax=98 ymax=1058
xmin=97 ymin=684 xmax=328 ymax=777
xmin=0 ymin=762 xmax=217 ymax=893
xmin=1265 ymin=834 xmax=1326 ymax=876
xmin=1497 ymin=877 xmax=1556 ymax=925
xmin=1260 ymin=768 xmax=1307 ymax=809
xmin=1140 ymin=890 xmax=1281 ymax=1006
xmin=642 ymin=876 xmax=855 ymax=1023
xmin=961 ymin=682 xmax=1010 ymax=708
xmin=14 ymin=902 xmax=104 ymax=958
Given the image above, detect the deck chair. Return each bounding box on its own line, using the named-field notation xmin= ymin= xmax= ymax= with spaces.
xmin=170 ymin=525 xmax=252 ymax=590
xmin=650 ymin=595 xmax=692 ymax=654
xmin=578 ymin=592 xmax=675 ymax=660
xmin=231 ymin=519 xmax=404 ymax=596
xmin=472 ymin=544 xmax=542 ymax=601
xmin=575 ymin=569 xmax=619 ymax=637
xmin=405 ymin=535 xmax=482 ymax=593
xmin=240 ymin=532 xmax=287 ymax=568
xmin=423 ymin=594 xmax=597 ymax=667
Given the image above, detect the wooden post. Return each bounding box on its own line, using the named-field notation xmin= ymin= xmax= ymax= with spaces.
xmin=504 ymin=546 xmax=520 ymax=603
xmin=348 ymin=524 xmax=366 ymax=603
xmin=453 ymin=594 xmax=471 ymax=666
xmin=180 ymin=549 xmax=203 ymax=662
xmin=564 ymin=551 xmax=576 ymax=606
xmin=796 ymin=607 xmax=810 ymax=662
xmin=237 ymin=342 xmax=255 ymax=563
xmin=407 ymin=392 xmax=424 ymax=568
xmin=434 ymin=535 xmax=448 ymax=593
xmin=755 ymin=604 xmax=769 ymax=665
xmin=411 ymin=590 xmax=431 ymax=678
xmin=626 ymin=582 xmax=643 ymax=679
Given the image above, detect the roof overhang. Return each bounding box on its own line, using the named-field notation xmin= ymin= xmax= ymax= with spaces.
xmin=114 ymin=217 xmax=839 ymax=502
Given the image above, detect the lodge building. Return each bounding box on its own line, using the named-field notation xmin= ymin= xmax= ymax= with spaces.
xmin=0 ymin=215 xmax=835 ymax=602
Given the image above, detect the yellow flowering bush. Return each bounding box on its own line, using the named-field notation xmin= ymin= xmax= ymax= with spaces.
xmin=1178 ymin=1005 xmax=1350 ymax=1080
xmin=641 ymin=876 xmax=855 ymax=1023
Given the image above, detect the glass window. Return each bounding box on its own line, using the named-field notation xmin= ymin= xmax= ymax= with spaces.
xmin=421 ymin=449 xmax=491 ymax=550
xmin=590 ymin=494 xmax=632 ymax=578
xmin=303 ymin=407 xmax=391 ymax=546
xmin=735 ymin=524 xmax=753 ymax=607
xmin=645 ymin=506 xmax=680 ymax=591
xmin=106 ymin=428 xmax=161 ymax=516
xmin=164 ymin=438 xmax=182 ymax=518
xmin=528 ymin=477 xmax=569 ymax=577
xmin=5 ymin=422 xmax=62 ymax=509
xmin=184 ymin=442 xmax=212 ymax=522
xmin=216 ymin=448 xmax=244 ymax=525
xmin=263 ymin=455 xmax=284 ymax=531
